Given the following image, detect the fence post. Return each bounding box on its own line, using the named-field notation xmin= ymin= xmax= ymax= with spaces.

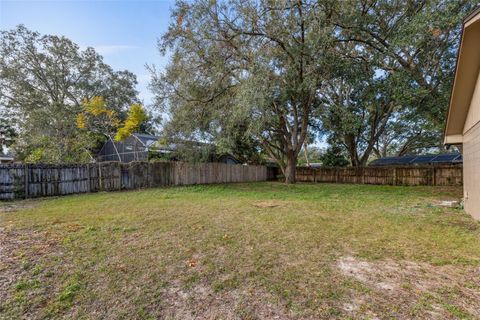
xmin=98 ymin=164 xmax=103 ymax=191
xmin=148 ymin=162 xmax=152 ymax=188
xmin=24 ymin=164 xmax=29 ymax=199
xmin=432 ymin=166 xmax=436 ymax=186
xmin=392 ymin=167 xmax=397 ymax=186
xmin=86 ymin=164 xmax=91 ymax=193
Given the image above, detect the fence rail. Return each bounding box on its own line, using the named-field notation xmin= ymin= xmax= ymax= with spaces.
xmin=295 ymin=165 xmax=463 ymax=186
xmin=0 ymin=163 xmax=463 ymax=200
xmin=0 ymin=162 xmax=269 ymax=200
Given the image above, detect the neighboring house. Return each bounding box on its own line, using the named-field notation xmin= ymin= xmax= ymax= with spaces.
xmin=97 ymin=133 xmax=161 ymax=162
xmin=0 ymin=139 xmax=14 ymax=163
xmin=216 ymin=154 xmax=240 ymax=165
xmin=369 ymin=153 xmax=462 ymax=167
xmin=308 ymin=163 xmax=322 ymax=168
xmin=96 ymin=133 xmax=239 ymax=164
xmin=0 ymin=153 xmax=14 ymax=163
xmin=444 ymin=7 xmax=480 ymax=220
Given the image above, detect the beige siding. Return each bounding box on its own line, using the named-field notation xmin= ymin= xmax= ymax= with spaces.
xmin=463 ymin=121 xmax=480 ymax=220
xmin=464 ymin=71 xmax=480 ymax=133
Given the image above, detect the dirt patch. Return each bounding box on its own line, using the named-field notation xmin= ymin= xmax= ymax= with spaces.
xmin=338 ymin=256 xmax=399 ymax=291
xmin=253 ymin=200 xmax=286 ymax=208
xmin=432 ymin=200 xmax=460 ymax=208
xmin=159 ymin=281 xmax=296 ymax=320
xmin=0 ymin=202 xmax=36 ymax=213
xmin=337 ymin=256 xmax=480 ymax=318
xmin=0 ymin=227 xmax=66 ymax=318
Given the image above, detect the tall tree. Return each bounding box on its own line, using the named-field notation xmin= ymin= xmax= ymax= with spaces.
xmin=151 ymin=0 xmax=335 ymax=183
xmin=0 ymin=107 xmax=16 ymax=155
xmin=321 ymin=0 xmax=477 ymax=165
xmin=0 ymin=25 xmax=139 ymax=163
xmin=320 ymin=58 xmax=402 ymax=166
xmin=373 ymin=110 xmax=443 ymax=158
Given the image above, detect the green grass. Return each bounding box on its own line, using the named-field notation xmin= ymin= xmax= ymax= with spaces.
xmin=1 ymin=182 xmax=480 ymax=319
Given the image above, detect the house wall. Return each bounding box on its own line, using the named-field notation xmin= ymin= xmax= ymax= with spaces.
xmin=464 ymin=71 xmax=480 ymax=133
xmin=463 ymin=120 xmax=480 ymax=220
xmin=462 ymin=68 xmax=480 ymax=220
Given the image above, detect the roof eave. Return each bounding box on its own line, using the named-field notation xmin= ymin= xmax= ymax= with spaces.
xmin=444 ymin=7 xmax=480 ymax=144
xmin=444 ymin=134 xmax=463 ymax=145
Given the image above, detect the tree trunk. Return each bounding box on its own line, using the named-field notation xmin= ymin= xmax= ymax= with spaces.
xmin=303 ymin=144 xmax=310 ymax=167
xmin=284 ymin=152 xmax=297 ymax=184
xmin=345 ymin=134 xmax=360 ymax=167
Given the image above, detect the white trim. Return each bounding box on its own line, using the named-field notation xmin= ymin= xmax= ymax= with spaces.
xmin=465 ymin=11 xmax=480 ymax=28
xmin=132 ymin=134 xmax=149 ymax=147
xmin=444 ymin=134 xmax=464 ymax=145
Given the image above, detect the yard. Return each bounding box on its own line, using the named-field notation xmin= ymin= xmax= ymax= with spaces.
xmin=1 ymin=182 xmax=480 ymax=319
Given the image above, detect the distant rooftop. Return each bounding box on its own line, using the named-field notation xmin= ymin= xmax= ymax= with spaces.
xmin=0 ymin=152 xmax=14 ymax=158
xmin=132 ymin=133 xmax=161 ymax=148
xmin=369 ymin=153 xmax=462 ymax=166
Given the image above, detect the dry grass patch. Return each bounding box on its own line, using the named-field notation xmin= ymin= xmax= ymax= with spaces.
xmin=338 ymin=256 xmax=480 ymax=318
xmin=252 ymin=200 xmax=289 ymax=208
xmin=1 ymin=182 xmax=479 ymax=319
xmin=0 ymin=201 xmax=37 ymax=213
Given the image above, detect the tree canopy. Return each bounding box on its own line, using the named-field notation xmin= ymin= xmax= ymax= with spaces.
xmin=320 ymin=0 xmax=476 ymax=165
xmin=0 ymin=25 xmax=140 ymax=163
xmin=153 ymin=0 xmax=475 ymax=175
xmin=1 ymin=1 xmax=475 ymax=172
xmin=151 ymin=0 xmax=337 ymax=183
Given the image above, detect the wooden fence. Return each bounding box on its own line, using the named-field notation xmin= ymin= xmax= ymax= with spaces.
xmin=0 ymin=162 xmax=269 ymax=200
xmin=295 ymin=165 xmax=463 ymax=186
xmin=0 ymin=163 xmax=463 ymax=200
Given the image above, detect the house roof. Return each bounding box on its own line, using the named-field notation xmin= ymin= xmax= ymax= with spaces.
xmin=132 ymin=133 xmax=161 ymax=148
xmin=0 ymin=153 xmax=14 ymax=160
xmin=369 ymin=153 xmax=462 ymax=166
xmin=444 ymin=7 xmax=480 ymax=145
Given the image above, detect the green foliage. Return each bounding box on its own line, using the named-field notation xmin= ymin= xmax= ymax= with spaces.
xmin=151 ymin=0 xmax=335 ymax=182
xmin=154 ymin=0 xmax=477 ymax=171
xmin=297 ymin=145 xmax=323 ymax=166
xmin=320 ymin=144 xmax=349 ymax=167
xmin=0 ymin=25 xmax=139 ymax=163
xmin=0 ymin=108 xmax=16 ymax=155
xmin=320 ymin=0 xmax=478 ymax=165
xmin=443 ymin=304 xmax=470 ymax=319
xmin=76 ymin=96 xmax=120 ymax=145
xmin=58 ymin=281 xmax=81 ymax=304
xmin=19 ymin=134 xmax=95 ymax=164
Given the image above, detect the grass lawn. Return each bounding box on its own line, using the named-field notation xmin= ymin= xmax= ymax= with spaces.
xmin=1 ymin=182 xmax=480 ymax=319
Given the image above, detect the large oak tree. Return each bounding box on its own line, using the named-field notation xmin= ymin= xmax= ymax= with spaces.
xmin=321 ymin=0 xmax=477 ymax=165
xmin=0 ymin=25 xmax=139 ymax=162
xmin=151 ymin=0 xmax=335 ymax=183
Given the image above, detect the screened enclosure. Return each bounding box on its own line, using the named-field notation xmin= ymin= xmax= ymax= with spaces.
xmin=96 ymin=133 xmax=165 ymax=162
xmin=96 ymin=133 xmax=239 ymax=164
xmin=369 ymin=153 xmax=462 ymax=166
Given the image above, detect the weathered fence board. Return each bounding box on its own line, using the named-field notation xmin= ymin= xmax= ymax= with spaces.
xmin=295 ymin=165 xmax=462 ymax=186
xmin=0 ymin=163 xmax=462 ymax=200
xmin=0 ymin=162 xmax=269 ymax=200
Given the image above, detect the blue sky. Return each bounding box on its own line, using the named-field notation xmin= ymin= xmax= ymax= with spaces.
xmin=0 ymin=0 xmax=175 ymax=105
